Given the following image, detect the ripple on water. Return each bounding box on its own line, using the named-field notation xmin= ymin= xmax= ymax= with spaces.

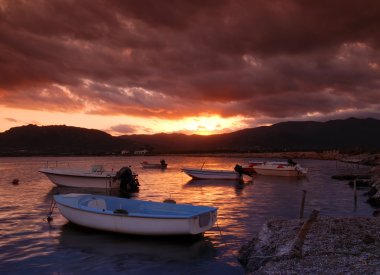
xmin=0 ymin=156 xmax=374 ymax=274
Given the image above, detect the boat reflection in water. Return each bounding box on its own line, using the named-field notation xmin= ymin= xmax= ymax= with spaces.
xmin=2 ymin=156 xmax=374 ymax=275
xmin=183 ymin=179 xmax=252 ymax=197
xmin=58 ymin=222 xmax=216 ymax=261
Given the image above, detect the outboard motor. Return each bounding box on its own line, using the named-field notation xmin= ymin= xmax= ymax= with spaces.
xmin=234 ymin=164 xmax=253 ymax=177
xmin=114 ymin=166 xmax=140 ymax=193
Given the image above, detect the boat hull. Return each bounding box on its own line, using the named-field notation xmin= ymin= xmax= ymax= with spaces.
xmin=141 ymin=163 xmax=168 ymax=169
xmin=182 ymin=168 xmax=243 ymax=180
xmin=39 ymin=168 xmax=118 ymax=188
xmin=253 ymin=164 xmax=308 ymax=177
xmin=241 ymin=161 xmax=264 ymax=174
xmin=54 ymin=194 xmax=217 ymax=236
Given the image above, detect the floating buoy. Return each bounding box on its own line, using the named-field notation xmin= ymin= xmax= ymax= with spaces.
xmin=163 ymin=198 xmax=176 ymax=204
xmin=12 ymin=178 xmax=19 ymax=185
xmin=46 ymin=213 xmax=53 ymax=222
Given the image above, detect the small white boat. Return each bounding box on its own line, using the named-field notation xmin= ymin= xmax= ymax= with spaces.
xmin=39 ymin=165 xmax=139 ymax=191
xmin=141 ymin=160 xmax=168 ymax=169
xmin=54 ymin=193 xmax=217 ymax=236
xmin=182 ymin=167 xmax=250 ymax=180
xmin=253 ymin=161 xmax=308 ymax=177
xmin=339 ymin=157 xmax=362 ymax=164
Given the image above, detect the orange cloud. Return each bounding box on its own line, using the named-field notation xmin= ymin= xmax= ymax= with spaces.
xmin=1 ymin=0 xmax=380 ymax=134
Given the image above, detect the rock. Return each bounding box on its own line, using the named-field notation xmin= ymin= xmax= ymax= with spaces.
xmin=364 ymin=187 xmax=378 ymax=197
xmin=367 ymin=193 xmax=380 ymax=207
xmin=239 ymin=216 xmax=380 ymax=274
xmin=349 ymin=179 xmax=372 ymax=188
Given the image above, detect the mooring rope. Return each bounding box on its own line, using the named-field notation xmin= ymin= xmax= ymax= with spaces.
xmin=216 ymin=220 xmax=229 ymax=248
xmin=215 ymin=220 xmax=243 ymax=261
xmin=43 ymin=198 xmax=57 ymax=222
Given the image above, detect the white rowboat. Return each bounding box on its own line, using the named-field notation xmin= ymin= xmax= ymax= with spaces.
xmin=54 ymin=193 xmax=217 ymax=236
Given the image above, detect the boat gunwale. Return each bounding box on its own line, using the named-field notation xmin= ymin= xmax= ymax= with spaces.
xmin=39 ymin=169 xmax=116 ymax=179
xmin=182 ymin=168 xmax=238 ymax=175
xmin=54 ymin=195 xmax=217 ymax=220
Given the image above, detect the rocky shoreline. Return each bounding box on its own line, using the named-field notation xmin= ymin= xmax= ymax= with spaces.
xmin=238 ymin=215 xmax=380 ymax=274
xmin=238 ymin=164 xmax=380 ymax=274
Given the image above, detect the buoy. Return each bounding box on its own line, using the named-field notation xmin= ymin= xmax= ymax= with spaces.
xmin=12 ymin=179 xmax=19 ymax=185
xmin=46 ymin=213 xmax=53 ymax=222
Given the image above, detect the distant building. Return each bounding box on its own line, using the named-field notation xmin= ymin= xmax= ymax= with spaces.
xmin=134 ymin=149 xmax=148 ymax=155
xmin=121 ymin=150 xmax=130 ymax=155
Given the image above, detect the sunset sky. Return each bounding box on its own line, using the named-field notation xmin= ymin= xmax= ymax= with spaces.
xmin=1 ymin=0 xmax=380 ymax=136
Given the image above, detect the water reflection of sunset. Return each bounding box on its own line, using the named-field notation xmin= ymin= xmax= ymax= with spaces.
xmin=0 ymin=156 xmax=375 ymax=274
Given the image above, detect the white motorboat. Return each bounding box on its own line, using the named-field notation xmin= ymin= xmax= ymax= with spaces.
xmin=39 ymin=165 xmax=139 ymax=191
xmin=54 ymin=193 xmax=217 ymax=236
xmin=182 ymin=167 xmax=251 ymax=180
xmin=253 ymin=161 xmax=308 ymax=177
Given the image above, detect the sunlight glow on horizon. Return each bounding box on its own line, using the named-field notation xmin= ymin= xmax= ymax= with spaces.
xmin=0 ymin=107 xmax=248 ymax=136
xmin=162 ymin=115 xmax=247 ymax=135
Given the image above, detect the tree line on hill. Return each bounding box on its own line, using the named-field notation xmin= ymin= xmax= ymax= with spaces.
xmin=0 ymin=117 xmax=379 ymax=156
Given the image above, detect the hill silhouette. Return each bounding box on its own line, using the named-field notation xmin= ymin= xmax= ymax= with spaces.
xmin=0 ymin=118 xmax=379 ymax=156
xmin=120 ymin=117 xmax=380 ymax=153
xmin=0 ymin=124 xmax=128 ymax=155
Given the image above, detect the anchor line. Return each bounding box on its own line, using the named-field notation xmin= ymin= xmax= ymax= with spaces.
xmin=43 ymin=198 xmax=57 ymax=222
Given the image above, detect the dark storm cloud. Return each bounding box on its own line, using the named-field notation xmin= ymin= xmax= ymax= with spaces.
xmin=1 ymin=0 xmax=380 ymax=126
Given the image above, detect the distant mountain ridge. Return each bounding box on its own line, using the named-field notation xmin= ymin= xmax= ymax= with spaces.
xmin=0 ymin=118 xmax=380 ymax=156
xmin=0 ymin=124 xmax=127 ymax=155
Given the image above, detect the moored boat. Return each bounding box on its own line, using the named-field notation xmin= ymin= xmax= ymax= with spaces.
xmin=253 ymin=160 xmax=308 ymax=177
xmin=39 ymin=165 xmax=139 ymax=191
xmin=182 ymin=165 xmax=252 ymax=180
xmin=54 ymin=193 xmax=217 ymax=236
xmin=141 ymin=159 xmax=168 ymax=169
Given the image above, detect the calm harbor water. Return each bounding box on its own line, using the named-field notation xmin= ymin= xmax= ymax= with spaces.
xmin=0 ymin=156 xmax=374 ymax=274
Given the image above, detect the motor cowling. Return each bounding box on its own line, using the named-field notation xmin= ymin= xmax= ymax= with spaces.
xmin=234 ymin=164 xmax=253 ymax=177
xmin=114 ymin=166 xmax=140 ymax=192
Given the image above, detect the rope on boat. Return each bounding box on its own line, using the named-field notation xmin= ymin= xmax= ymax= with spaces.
xmin=216 ymin=220 xmax=228 ymax=248
xmin=43 ymin=198 xmax=57 ymax=223
xmin=105 ymin=175 xmax=112 ymax=191
xmin=216 ymin=220 xmax=242 ymax=261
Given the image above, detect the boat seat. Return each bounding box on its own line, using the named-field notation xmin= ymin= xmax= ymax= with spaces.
xmin=88 ymin=199 xmax=107 ymax=210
